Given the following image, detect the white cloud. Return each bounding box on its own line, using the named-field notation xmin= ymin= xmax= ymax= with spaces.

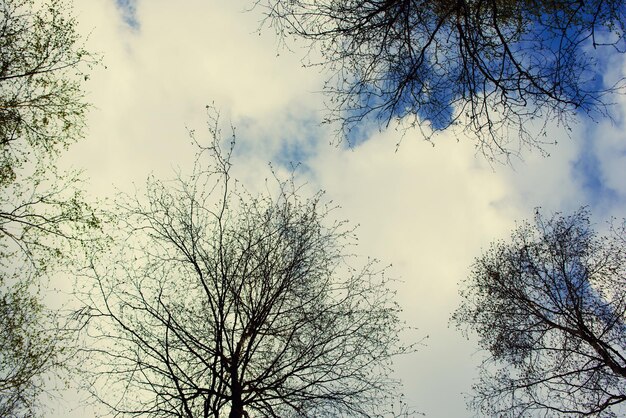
xmin=66 ymin=0 xmax=324 ymax=193
xmin=50 ymin=0 xmax=626 ymax=416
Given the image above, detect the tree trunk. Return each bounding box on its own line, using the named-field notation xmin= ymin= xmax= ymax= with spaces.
xmin=229 ymin=402 xmax=244 ymax=418
xmin=228 ymin=387 xmax=244 ymax=418
xmin=229 ymin=357 xmax=244 ymax=418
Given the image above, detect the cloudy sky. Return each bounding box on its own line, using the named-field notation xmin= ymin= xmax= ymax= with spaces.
xmin=51 ymin=0 xmax=626 ymax=416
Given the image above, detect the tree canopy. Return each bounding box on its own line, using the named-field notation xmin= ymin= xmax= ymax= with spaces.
xmin=0 ymin=0 xmax=99 ymax=266
xmin=452 ymin=208 xmax=626 ymax=417
xmin=258 ymin=0 xmax=626 ymax=158
xmin=0 ymin=0 xmax=99 ymax=415
xmin=0 ymin=0 xmax=93 ymax=183
xmin=0 ymin=269 xmax=71 ymax=417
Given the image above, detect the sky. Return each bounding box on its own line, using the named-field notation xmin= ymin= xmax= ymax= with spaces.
xmin=47 ymin=0 xmax=626 ymax=416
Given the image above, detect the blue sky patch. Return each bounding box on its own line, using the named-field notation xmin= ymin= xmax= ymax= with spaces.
xmin=571 ymin=135 xmax=619 ymax=209
xmin=115 ymin=0 xmax=139 ymax=29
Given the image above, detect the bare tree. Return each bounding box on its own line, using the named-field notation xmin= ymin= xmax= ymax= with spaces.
xmin=452 ymin=208 xmax=626 ymax=417
xmin=78 ymin=121 xmax=415 ymax=418
xmin=257 ymin=0 xmax=625 ymax=159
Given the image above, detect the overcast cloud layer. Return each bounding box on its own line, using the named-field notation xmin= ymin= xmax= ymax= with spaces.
xmin=51 ymin=0 xmax=626 ymax=416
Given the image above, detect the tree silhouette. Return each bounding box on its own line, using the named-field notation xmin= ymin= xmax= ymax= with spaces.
xmin=79 ymin=118 xmax=414 ymax=418
xmin=452 ymin=208 xmax=626 ymax=417
xmin=258 ymin=0 xmax=625 ymax=159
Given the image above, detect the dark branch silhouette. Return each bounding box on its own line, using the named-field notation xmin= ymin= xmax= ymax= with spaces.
xmin=452 ymin=208 xmax=626 ymax=416
xmin=257 ymin=0 xmax=625 ymax=159
xmin=78 ymin=115 xmax=416 ymax=418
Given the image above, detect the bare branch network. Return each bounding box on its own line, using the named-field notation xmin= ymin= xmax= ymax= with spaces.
xmin=453 ymin=208 xmax=626 ymax=417
xmin=258 ymin=0 xmax=626 ymax=159
xmin=78 ymin=122 xmax=415 ymax=418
